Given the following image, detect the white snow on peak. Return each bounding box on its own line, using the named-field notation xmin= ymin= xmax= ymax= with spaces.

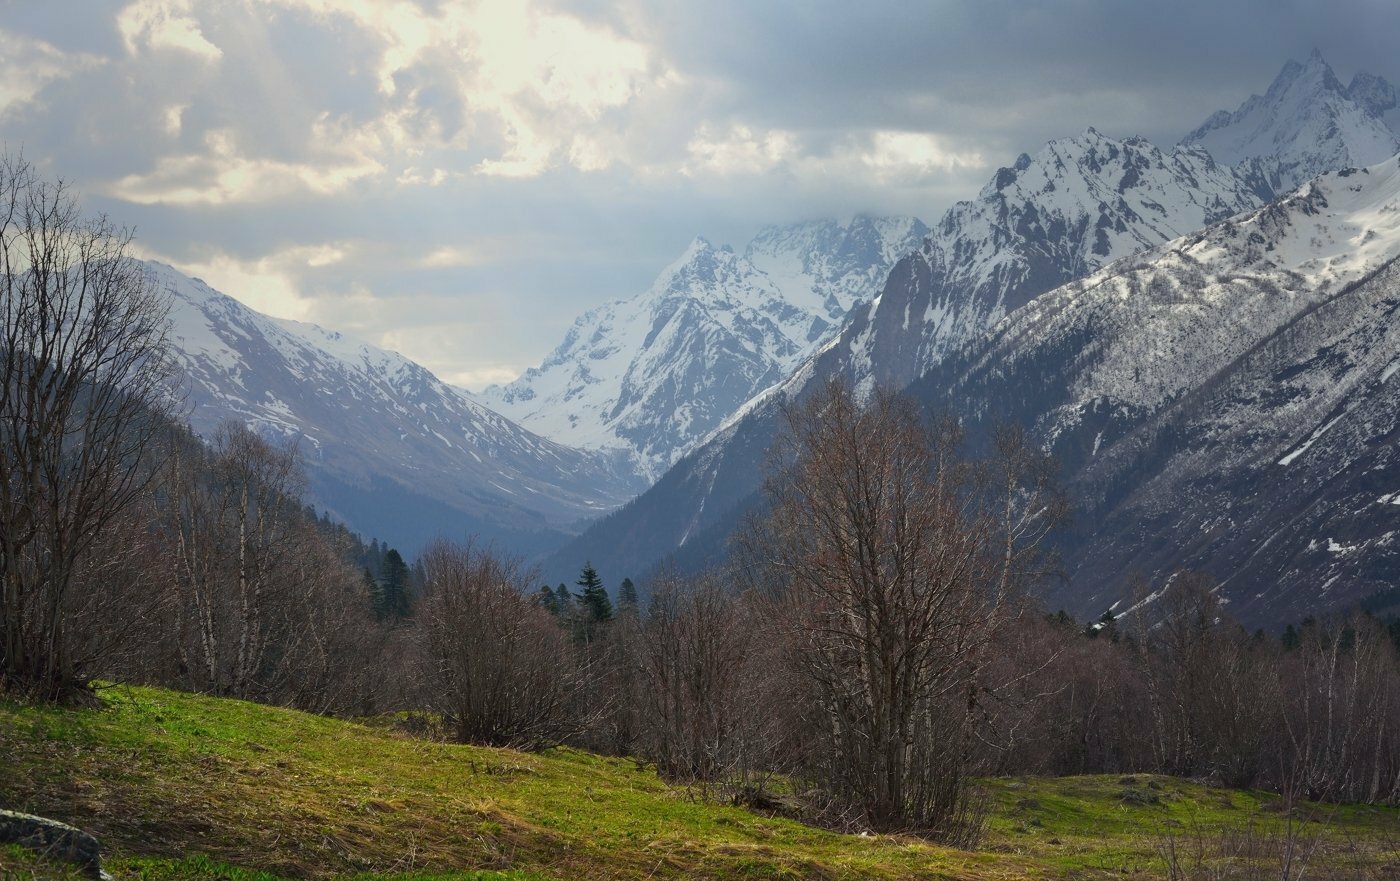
xmin=755 ymin=129 xmax=1269 ymax=403
xmin=1182 ymin=50 xmax=1400 ymax=194
xmin=478 ymin=215 xmax=929 ymax=478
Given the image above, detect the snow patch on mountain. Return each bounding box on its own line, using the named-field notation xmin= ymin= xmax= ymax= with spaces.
xmin=1028 ymin=157 xmax=1400 ymax=433
xmin=920 ymin=155 xmax=1400 ymax=621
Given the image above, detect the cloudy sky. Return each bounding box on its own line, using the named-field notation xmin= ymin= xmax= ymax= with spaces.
xmin=2 ymin=0 xmax=1397 ymax=388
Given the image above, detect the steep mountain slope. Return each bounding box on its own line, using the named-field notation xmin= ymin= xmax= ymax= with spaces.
xmin=835 ymin=129 xmax=1269 ymax=395
xmin=544 ymin=131 xmax=1268 ymax=583
xmin=155 ymin=261 xmax=644 ymax=554
xmin=1182 ymin=50 xmax=1399 ymax=195
xmin=478 ymin=217 xmax=927 ymax=477
xmin=907 ymin=157 xmax=1400 ymax=624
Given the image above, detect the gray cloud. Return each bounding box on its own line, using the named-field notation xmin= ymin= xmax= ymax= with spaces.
xmin=1 ymin=0 xmax=1396 ymax=388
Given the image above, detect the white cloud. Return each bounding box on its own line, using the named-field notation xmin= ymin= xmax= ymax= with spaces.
xmin=419 ymin=245 xmax=484 ymax=268
xmin=0 ymin=29 xmax=101 ymax=116
xmin=142 ymin=242 xmax=352 ymax=321
xmin=379 ymin=322 xmax=525 ymax=389
xmin=859 ymin=131 xmax=987 ymax=178
xmin=117 ymin=0 xmax=223 ymax=62
xmin=260 ymin=0 xmax=667 ymax=178
xmin=678 ymin=124 xmax=989 ymax=190
xmin=683 ymin=124 xmax=798 ymax=176
xmin=163 ymin=104 xmax=187 ymax=135
xmin=110 ymin=126 xmax=383 ymax=205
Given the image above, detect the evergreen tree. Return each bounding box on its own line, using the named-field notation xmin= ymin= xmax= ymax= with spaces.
xmin=554 ymin=584 xmax=572 ymax=614
xmin=617 ymin=577 xmax=639 ymax=615
xmin=1281 ymin=623 xmax=1301 ymax=650
xmin=1085 ymin=609 xmax=1118 ymax=641
xmin=574 ymin=562 xmax=613 ymax=635
xmin=535 ymin=585 xmax=559 ymax=615
xmin=378 ymin=548 xmax=412 ymax=618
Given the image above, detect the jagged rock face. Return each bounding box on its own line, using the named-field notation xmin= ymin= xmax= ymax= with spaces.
xmin=156 ymin=262 xmax=644 ymax=555
xmin=910 ymin=158 xmax=1400 ymax=624
xmin=1182 ymin=50 xmax=1400 ymax=194
xmin=835 ymin=130 xmax=1267 ymax=394
xmin=478 ymin=217 xmax=928 ymax=478
xmin=545 ymin=130 xmax=1268 ymax=584
xmin=1347 ymin=69 xmax=1398 ymax=121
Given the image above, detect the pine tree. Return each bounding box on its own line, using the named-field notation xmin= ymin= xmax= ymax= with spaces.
xmin=535 ymin=585 xmax=559 ymax=615
xmin=379 ymin=548 xmax=412 ymax=618
xmin=1282 ymin=623 xmax=1301 ymax=650
xmin=574 ymin=562 xmax=613 ymax=638
xmin=554 ymin=584 xmax=572 ymax=613
xmin=617 ymin=577 xmax=639 ymax=616
xmin=1085 ymin=609 xmax=1117 ymax=641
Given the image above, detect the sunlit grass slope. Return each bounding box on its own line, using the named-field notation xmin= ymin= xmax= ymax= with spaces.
xmin=1 ymin=686 xmax=1396 ymax=879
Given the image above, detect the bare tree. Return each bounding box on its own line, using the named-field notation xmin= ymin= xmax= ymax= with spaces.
xmin=0 ymin=155 xmax=177 ymax=700
xmin=161 ymin=422 xmax=303 ymax=698
xmin=1281 ymin=614 xmax=1400 ymax=803
xmin=265 ymin=516 xmax=395 ymax=715
xmin=739 ymin=380 xmax=1063 ymax=835
xmin=417 ymin=539 xmax=580 ymax=749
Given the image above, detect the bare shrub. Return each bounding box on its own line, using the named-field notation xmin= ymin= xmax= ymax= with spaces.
xmin=417 ymin=538 xmax=580 ymax=749
xmin=633 ymin=570 xmax=756 ymax=783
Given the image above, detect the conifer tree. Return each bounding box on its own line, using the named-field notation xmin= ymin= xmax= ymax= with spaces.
xmin=617 ymin=577 xmax=640 ymax=616
xmin=1282 ymin=623 xmax=1301 ymax=650
xmin=378 ymin=548 xmax=412 ymax=618
xmin=572 ymin=563 xmax=612 ymax=644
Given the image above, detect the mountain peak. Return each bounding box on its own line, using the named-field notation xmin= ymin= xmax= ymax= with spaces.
xmin=1181 ymin=53 xmax=1399 ymax=192
xmin=855 ymin=129 xmax=1266 ymax=393
xmin=479 ymin=215 xmax=928 ymax=475
xmin=1347 ymin=70 xmax=1398 ymax=119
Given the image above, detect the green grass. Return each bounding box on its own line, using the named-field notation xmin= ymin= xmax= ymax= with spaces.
xmin=980 ymin=774 xmax=1400 ymax=876
xmin=1 ymin=686 xmax=1396 ymax=880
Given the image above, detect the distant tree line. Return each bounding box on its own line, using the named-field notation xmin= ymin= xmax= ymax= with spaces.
xmin=4 ymin=158 xmax=1399 ymax=847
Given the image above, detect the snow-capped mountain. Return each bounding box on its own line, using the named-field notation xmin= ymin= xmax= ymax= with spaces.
xmin=907 ymin=156 xmax=1400 ymax=623
xmin=478 ymin=216 xmax=928 ymax=477
xmin=154 ymin=261 xmax=645 ymax=554
xmin=1182 ymin=49 xmax=1400 ymax=195
xmin=829 ymin=129 xmax=1269 ymax=396
xmin=543 ymin=130 xmax=1270 ymax=582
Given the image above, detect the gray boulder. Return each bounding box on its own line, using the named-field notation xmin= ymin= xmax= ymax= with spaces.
xmin=0 ymin=809 xmax=109 ymax=879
